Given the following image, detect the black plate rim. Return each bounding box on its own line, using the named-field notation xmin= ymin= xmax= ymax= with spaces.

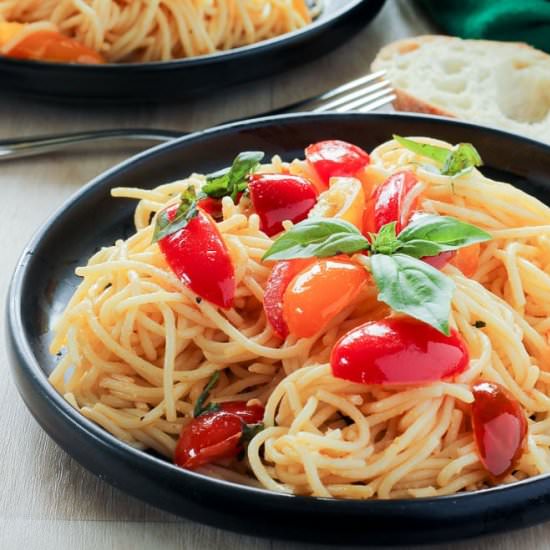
xmin=0 ymin=0 xmax=368 ymax=71
xmin=8 ymin=112 xmax=550 ymax=543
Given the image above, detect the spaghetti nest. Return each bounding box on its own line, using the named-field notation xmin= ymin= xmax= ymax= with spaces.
xmin=0 ymin=0 xmax=318 ymax=62
xmin=50 ymin=139 xmax=550 ymax=498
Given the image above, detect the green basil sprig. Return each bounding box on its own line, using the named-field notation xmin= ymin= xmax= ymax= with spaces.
xmin=203 ymin=151 xmax=264 ymax=201
xmin=393 ymin=135 xmax=482 ymax=177
xmin=152 ymin=151 xmax=264 ymax=242
xmin=262 ymin=214 xmax=491 ymax=335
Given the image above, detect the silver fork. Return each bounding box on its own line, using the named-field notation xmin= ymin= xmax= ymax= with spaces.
xmin=0 ymin=71 xmax=394 ymax=161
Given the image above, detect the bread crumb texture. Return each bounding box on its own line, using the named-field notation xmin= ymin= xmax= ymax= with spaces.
xmin=372 ymin=35 xmax=550 ymax=143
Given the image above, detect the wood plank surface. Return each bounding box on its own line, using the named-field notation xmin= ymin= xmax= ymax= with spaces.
xmin=0 ymin=1 xmax=546 ymax=548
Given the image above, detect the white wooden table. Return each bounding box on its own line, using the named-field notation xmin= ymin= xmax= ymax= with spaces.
xmin=1 ymin=2 xmax=547 ymax=548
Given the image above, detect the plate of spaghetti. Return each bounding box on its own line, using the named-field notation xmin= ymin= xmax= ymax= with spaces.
xmin=0 ymin=0 xmax=385 ymax=101
xmin=8 ymin=113 xmax=550 ymax=545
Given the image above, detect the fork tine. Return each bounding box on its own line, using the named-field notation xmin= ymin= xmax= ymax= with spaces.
xmin=315 ymin=70 xmax=387 ymax=102
xmin=333 ymin=87 xmax=395 ymax=113
xmin=313 ymin=80 xmax=392 ymax=113
xmin=356 ymin=92 xmax=397 ymax=113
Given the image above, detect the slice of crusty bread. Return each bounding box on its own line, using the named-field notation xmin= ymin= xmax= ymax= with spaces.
xmin=371 ymin=35 xmax=550 ymax=143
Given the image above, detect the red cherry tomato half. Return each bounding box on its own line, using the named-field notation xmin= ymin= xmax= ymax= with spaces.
xmin=331 ymin=317 xmax=469 ymax=385
xmin=364 ymin=170 xmax=420 ymax=234
xmin=6 ymin=30 xmax=105 ymax=64
xmin=305 ymin=140 xmax=370 ymax=185
xmin=174 ymin=411 xmax=243 ymax=470
xmin=248 ymin=173 xmax=318 ymax=236
xmin=159 ymin=210 xmax=235 ymax=308
xmin=197 ymin=196 xmax=223 ymax=218
xmin=263 ymin=259 xmax=315 ymax=339
xmin=219 ymin=401 xmax=265 ymax=424
xmin=471 ymin=381 xmax=527 ymax=480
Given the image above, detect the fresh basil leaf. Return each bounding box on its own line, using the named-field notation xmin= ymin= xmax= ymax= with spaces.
xmin=370 ymin=253 xmax=455 ymax=335
xmin=370 ymin=222 xmax=401 ymax=255
xmin=152 ymin=187 xmax=199 ymax=243
xmin=395 ymin=239 xmax=447 ymax=258
xmin=393 ymin=135 xmax=449 ymax=164
xmin=393 ymin=135 xmax=482 ymax=178
xmin=227 ymin=151 xmax=264 ymax=200
xmin=262 ymin=218 xmax=370 ymax=261
xmin=441 ymin=143 xmax=483 ymax=177
xmin=193 ymin=371 xmax=220 ymax=418
xmin=203 ymin=151 xmax=264 ymax=201
xmin=203 ymin=173 xmax=230 ymax=198
xmin=397 ymin=215 xmax=491 ymax=257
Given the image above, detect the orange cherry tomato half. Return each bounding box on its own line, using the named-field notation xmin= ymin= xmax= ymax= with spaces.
xmin=283 ymin=258 xmax=368 ymax=338
xmin=305 ymin=140 xmax=370 ymax=186
xmin=308 ymin=177 xmax=366 ymax=232
xmin=248 ymin=173 xmax=318 ymax=237
xmin=263 ymin=258 xmax=315 ymax=339
xmin=471 ymin=381 xmax=527 ymax=480
xmin=364 ymin=170 xmax=420 ymax=234
xmin=6 ymin=30 xmax=104 ymax=64
xmin=331 ymin=317 xmax=469 ymax=385
xmin=159 ymin=209 xmax=235 ymax=309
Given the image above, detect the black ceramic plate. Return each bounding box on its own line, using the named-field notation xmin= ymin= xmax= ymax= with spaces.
xmin=8 ymin=113 xmax=550 ymax=546
xmin=0 ymin=0 xmax=385 ymax=102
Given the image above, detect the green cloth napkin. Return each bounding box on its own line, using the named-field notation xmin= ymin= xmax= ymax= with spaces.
xmin=417 ymin=0 xmax=550 ymax=53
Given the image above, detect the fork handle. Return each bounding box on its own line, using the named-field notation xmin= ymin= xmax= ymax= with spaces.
xmin=0 ymin=128 xmax=184 ymax=161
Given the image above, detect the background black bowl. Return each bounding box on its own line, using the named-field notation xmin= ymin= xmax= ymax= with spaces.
xmin=0 ymin=0 xmax=385 ymax=102
xmin=7 ymin=113 xmax=550 ymax=546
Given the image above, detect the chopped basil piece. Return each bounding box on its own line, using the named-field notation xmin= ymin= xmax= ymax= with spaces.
xmin=193 ymin=371 xmax=220 ymax=418
xmin=393 ymin=135 xmax=482 ymax=177
xmin=152 ymin=187 xmax=199 ymax=243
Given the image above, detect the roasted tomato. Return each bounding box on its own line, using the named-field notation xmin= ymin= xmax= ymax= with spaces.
xmin=263 ymin=258 xmax=315 ymax=339
xmin=5 ymin=29 xmax=105 ymax=64
xmin=174 ymin=402 xmax=264 ymax=470
xmin=283 ymin=258 xmax=368 ymax=338
xmin=159 ymin=209 xmax=235 ymax=308
xmin=364 ymin=170 xmax=421 ymax=234
xmin=248 ymin=173 xmax=318 ymax=237
xmin=331 ymin=317 xmax=469 ymax=385
xmin=174 ymin=411 xmax=244 ymax=469
xmin=218 ymin=401 xmax=265 ymax=424
xmin=471 ymin=381 xmax=527 ymax=480
xmin=305 ymin=140 xmax=370 ymax=185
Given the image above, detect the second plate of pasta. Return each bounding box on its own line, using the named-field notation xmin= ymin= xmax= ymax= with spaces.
xmin=0 ymin=0 xmax=386 ymax=101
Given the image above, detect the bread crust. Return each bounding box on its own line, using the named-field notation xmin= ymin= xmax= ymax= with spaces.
xmin=392 ymin=89 xmax=455 ymax=118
